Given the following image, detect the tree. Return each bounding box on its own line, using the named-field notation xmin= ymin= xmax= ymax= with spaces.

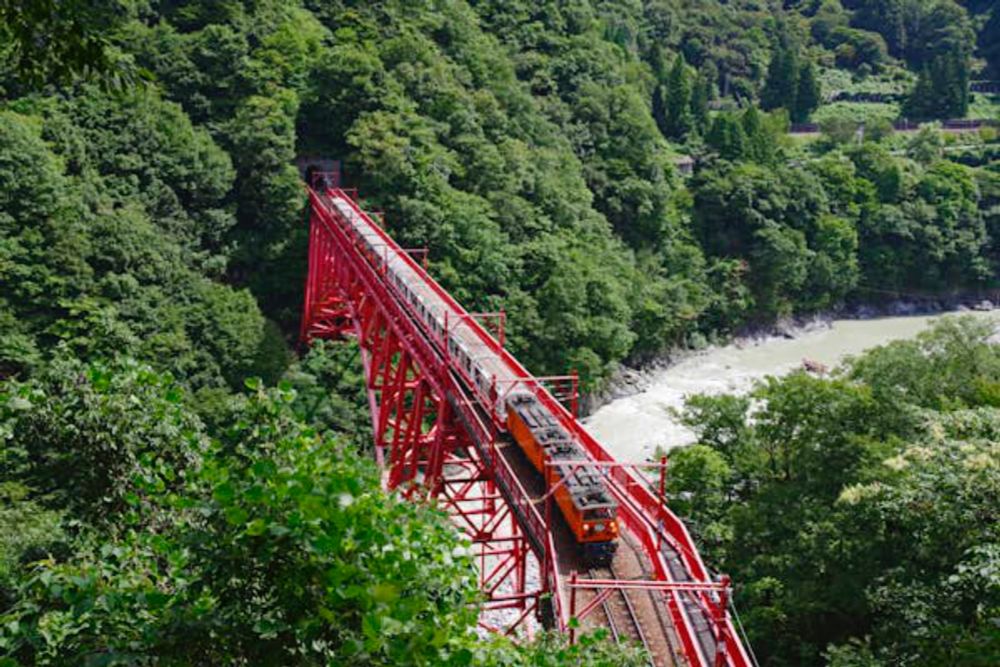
xmin=0 ymin=0 xmax=138 ymax=89
xmin=0 ymin=365 xmax=651 ymax=666
xmin=903 ymin=65 xmax=936 ymax=119
xmin=984 ymin=8 xmax=1000 ymax=76
xmin=852 ymin=0 xmax=906 ymax=56
xmin=761 ymin=45 xmax=798 ymax=113
xmin=652 ymin=83 xmax=669 ymax=136
xmin=0 ymin=355 xmax=204 ymax=526
xmin=0 ymin=374 xmax=481 ymax=665
xmin=690 ymin=70 xmax=711 ymax=132
xmin=672 ymin=317 xmax=1000 ymax=666
xmin=904 ymin=53 xmax=969 ymax=120
xmin=665 ymin=54 xmax=694 ymax=139
xmin=742 ymin=106 xmax=779 ymax=164
xmin=792 ymin=61 xmax=820 ymax=123
xmin=811 ymin=0 xmax=850 ymax=47
xmin=830 ymin=27 xmax=889 ymax=71
xmin=904 ymin=0 xmax=975 ymax=70
xmin=226 ymin=91 xmax=303 ymax=248
xmin=897 ymin=0 xmax=974 ymax=118
xmin=692 ymin=160 xmax=852 ymax=317
xmin=706 ymin=112 xmax=748 ymax=160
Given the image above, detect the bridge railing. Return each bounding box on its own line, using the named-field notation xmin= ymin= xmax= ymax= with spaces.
xmin=313 ymin=187 xmax=748 ymax=665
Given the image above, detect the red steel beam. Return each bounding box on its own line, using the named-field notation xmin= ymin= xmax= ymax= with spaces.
xmin=300 ymin=186 xmax=751 ymax=667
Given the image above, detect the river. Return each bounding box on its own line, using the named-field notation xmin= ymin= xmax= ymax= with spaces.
xmin=583 ymin=312 xmax=999 ymax=462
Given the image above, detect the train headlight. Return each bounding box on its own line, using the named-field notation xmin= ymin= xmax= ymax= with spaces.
xmin=583 ymin=524 xmax=592 ymax=532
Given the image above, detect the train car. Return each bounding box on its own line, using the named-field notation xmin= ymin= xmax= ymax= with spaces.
xmin=507 ymin=393 xmax=618 ymax=565
xmin=551 ymin=464 xmax=618 ymax=565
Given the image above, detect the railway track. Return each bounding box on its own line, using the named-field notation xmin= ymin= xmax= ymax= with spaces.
xmin=588 ymin=564 xmax=650 ymax=651
xmin=582 ymin=532 xmax=680 ymax=666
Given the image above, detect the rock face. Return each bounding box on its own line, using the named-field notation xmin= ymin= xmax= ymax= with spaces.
xmin=774 ymin=319 xmax=797 ymax=339
xmin=581 ymin=364 xmax=655 ymax=415
xmin=974 ymin=299 xmax=994 ymax=311
xmin=847 ymin=296 xmax=1000 ymax=319
xmin=604 ymin=367 xmax=650 ymax=402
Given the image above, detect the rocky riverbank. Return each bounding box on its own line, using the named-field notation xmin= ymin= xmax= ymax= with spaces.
xmin=583 ymin=309 xmax=1000 ymax=460
xmin=582 ymin=296 xmax=1000 ymax=417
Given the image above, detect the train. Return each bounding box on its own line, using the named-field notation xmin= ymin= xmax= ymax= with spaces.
xmin=322 ymin=188 xmax=620 ymax=566
xmin=506 ymin=392 xmax=618 ymax=564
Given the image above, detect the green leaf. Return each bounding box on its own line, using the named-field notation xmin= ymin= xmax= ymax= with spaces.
xmin=245 ymin=519 xmax=267 ymax=536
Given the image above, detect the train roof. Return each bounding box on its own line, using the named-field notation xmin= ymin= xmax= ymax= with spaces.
xmin=554 ymin=464 xmax=617 ymax=510
xmin=507 ymin=393 xmax=617 ymax=512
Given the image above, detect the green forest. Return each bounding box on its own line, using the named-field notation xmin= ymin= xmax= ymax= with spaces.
xmin=672 ymin=317 xmax=1000 ymax=665
xmin=0 ymin=0 xmax=998 ymax=665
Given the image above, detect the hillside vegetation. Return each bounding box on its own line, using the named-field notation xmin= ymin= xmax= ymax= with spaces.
xmin=673 ymin=317 xmax=999 ymax=665
xmin=0 ymin=1 xmax=998 ymax=665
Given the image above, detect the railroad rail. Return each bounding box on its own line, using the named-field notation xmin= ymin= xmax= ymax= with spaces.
xmin=586 ymin=565 xmax=649 ymax=649
xmin=300 ymin=178 xmax=753 ymax=666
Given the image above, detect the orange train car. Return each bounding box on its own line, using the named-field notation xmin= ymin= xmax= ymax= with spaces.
xmin=506 ymin=393 xmax=618 ymax=565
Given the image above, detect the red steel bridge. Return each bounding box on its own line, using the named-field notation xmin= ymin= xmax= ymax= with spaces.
xmin=300 ymin=174 xmax=755 ymax=667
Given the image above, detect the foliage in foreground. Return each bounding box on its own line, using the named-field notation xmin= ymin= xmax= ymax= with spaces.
xmin=671 ymin=317 xmax=1000 ymax=666
xmin=0 ymin=355 xmax=645 ymax=666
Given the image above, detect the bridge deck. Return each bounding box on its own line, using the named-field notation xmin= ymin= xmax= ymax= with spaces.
xmin=303 ymin=187 xmax=753 ymax=667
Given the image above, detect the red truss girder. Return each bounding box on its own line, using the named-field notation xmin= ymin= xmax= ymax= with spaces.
xmin=300 ymin=200 xmax=543 ymax=635
xmin=300 ymin=185 xmax=754 ymax=667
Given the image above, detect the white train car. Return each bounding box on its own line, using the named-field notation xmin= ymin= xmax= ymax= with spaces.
xmin=329 ymin=196 xmax=523 ymax=414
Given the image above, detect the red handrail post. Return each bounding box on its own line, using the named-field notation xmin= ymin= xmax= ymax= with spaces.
xmin=658 ymin=455 xmax=668 ymax=550
xmin=659 ymin=455 xmax=668 ymax=506
xmin=714 ymin=575 xmax=732 ymax=667
xmin=570 ymin=369 xmax=579 ymax=418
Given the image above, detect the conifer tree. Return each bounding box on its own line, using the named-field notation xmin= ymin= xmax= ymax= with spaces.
xmin=690 ymin=72 xmax=711 ymax=133
xmin=706 ymin=112 xmax=748 ymax=160
xmin=665 ymin=54 xmax=694 ymax=139
xmin=649 ymin=46 xmax=669 ymax=84
xmin=984 ymin=9 xmax=1000 ymax=77
xmin=652 ymin=84 xmax=669 ymax=137
xmin=905 ymin=53 xmax=970 ymax=119
xmin=904 ymin=65 xmax=935 ymax=119
xmin=954 ymin=52 xmax=970 ymax=117
xmin=761 ymin=46 xmax=799 ymax=112
xmin=792 ymin=61 xmax=820 ymax=123
xmin=742 ymin=106 xmax=773 ymax=163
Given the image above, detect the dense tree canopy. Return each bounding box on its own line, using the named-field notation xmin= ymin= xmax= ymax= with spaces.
xmin=0 ymin=359 xmax=646 ymax=665
xmin=675 ymin=317 xmax=1000 ymax=666
xmin=1 ymin=1 xmax=998 ymax=665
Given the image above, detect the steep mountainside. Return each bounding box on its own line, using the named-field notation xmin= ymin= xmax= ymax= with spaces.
xmin=0 ymin=2 xmax=998 ymax=665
